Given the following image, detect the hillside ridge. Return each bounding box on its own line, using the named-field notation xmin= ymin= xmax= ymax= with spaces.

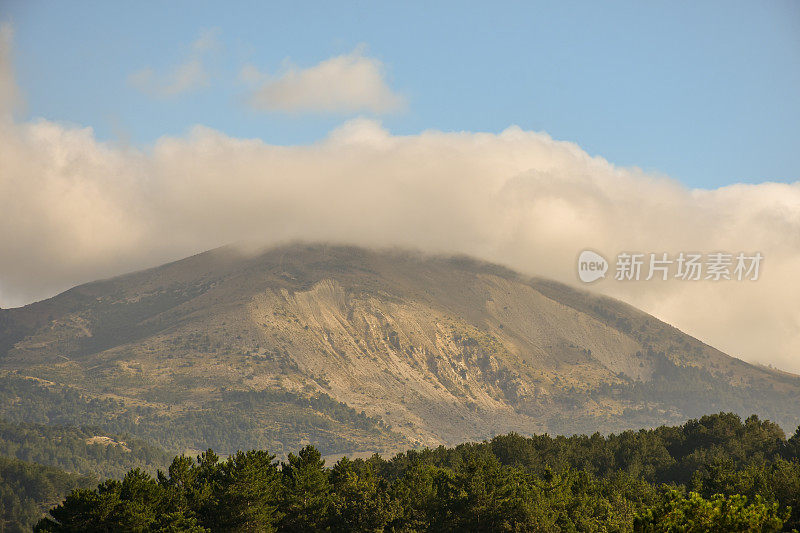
xmin=1 ymin=242 xmax=798 ymax=455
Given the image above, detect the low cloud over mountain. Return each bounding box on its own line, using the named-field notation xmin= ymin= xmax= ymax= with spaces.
xmin=1 ymin=27 xmax=798 ymax=372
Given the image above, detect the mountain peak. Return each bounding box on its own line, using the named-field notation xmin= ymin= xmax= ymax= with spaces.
xmin=1 ymin=243 xmax=798 ymax=456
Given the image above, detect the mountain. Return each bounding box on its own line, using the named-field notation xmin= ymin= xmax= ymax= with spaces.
xmin=0 ymin=418 xmax=171 ymax=479
xmin=1 ymin=243 xmax=798 ymax=457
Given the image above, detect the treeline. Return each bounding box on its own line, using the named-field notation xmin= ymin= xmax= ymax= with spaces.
xmin=0 ymin=456 xmax=93 ymax=533
xmin=0 ymin=418 xmax=172 ymax=479
xmin=34 ymin=413 xmax=800 ymax=532
xmin=0 ymin=374 xmax=397 ymax=456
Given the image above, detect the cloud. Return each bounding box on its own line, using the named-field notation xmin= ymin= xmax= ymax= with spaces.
xmin=244 ymin=48 xmax=405 ymax=114
xmin=128 ymin=29 xmax=218 ymax=97
xmin=1 ymin=31 xmax=799 ymax=374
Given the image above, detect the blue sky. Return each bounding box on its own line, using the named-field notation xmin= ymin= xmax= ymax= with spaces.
xmin=3 ymin=0 xmax=799 ymax=189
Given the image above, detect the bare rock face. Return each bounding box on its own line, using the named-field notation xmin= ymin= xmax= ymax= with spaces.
xmin=2 ymin=243 xmax=798 ymax=456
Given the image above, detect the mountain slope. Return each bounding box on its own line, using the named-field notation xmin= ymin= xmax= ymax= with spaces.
xmin=0 ymin=417 xmax=171 ymax=479
xmin=0 ymin=455 xmax=94 ymax=532
xmin=1 ymin=243 xmax=798 ymax=455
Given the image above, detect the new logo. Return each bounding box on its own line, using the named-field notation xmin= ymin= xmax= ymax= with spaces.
xmin=578 ymin=250 xmax=608 ymax=283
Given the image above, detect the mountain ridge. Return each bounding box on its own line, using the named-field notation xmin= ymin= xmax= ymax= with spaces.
xmin=1 ymin=243 xmax=798 ymax=456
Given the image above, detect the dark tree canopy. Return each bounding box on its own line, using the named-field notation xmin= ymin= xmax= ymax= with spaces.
xmin=26 ymin=413 xmax=800 ymax=532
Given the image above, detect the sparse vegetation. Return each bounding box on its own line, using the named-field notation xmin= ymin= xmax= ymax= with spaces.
xmin=0 ymin=373 xmax=401 ymax=457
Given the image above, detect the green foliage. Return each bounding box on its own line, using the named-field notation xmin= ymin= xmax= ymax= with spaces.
xmin=193 ymin=449 xmax=282 ymax=532
xmin=0 ymin=417 xmax=171 ymax=478
xmin=30 ymin=413 xmax=800 ymax=532
xmin=279 ymin=446 xmax=332 ymax=532
xmin=634 ymin=490 xmax=787 ymax=532
xmin=0 ymin=373 xmax=399 ymax=457
xmin=0 ymin=455 xmax=93 ymax=533
xmin=329 ymin=457 xmax=400 ymax=532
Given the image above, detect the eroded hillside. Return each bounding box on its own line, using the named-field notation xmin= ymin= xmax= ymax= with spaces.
xmin=2 ymin=243 xmax=798 ymax=455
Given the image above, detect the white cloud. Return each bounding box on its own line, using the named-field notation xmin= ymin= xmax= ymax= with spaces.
xmin=2 ymin=115 xmax=798 ymax=374
xmin=244 ymin=48 xmax=405 ymax=114
xmin=128 ymin=29 xmax=218 ymax=97
xmin=1 ymin=29 xmax=799 ymax=374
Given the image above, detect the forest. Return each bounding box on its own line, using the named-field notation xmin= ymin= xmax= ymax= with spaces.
xmin=19 ymin=413 xmax=800 ymax=532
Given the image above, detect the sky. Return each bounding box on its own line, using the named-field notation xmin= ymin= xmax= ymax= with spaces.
xmin=2 ymin=1 xmax=799 ymax=189
xmin=0 ymin=2 xmax=799 ymax=373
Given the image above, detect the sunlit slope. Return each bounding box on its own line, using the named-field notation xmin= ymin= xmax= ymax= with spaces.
xmin=1 ymin=243 xmax=798 ymax=454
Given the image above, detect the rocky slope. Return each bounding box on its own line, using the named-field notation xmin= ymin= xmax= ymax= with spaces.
xmin=1 ymin=243 xmax=798 ymax=456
